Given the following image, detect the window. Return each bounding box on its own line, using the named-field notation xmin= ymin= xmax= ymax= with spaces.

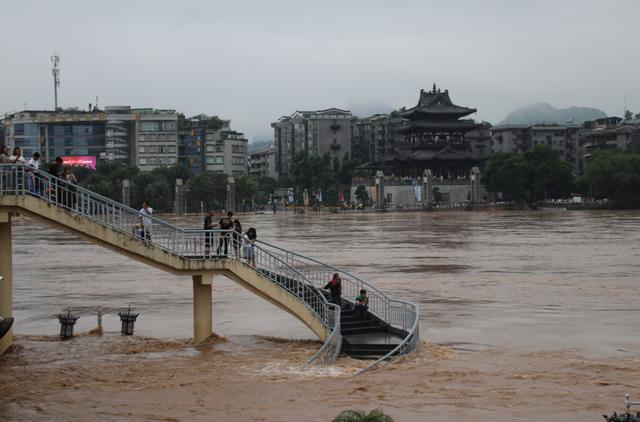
xmin=163 ymin=121 xmax=177 ymax=131
xmin=139 ymin=158 xmax=147 ymax=165
xmin=215 ymin=156 xmax=224 ymax=164
xmin=206 ymin=145 xmax=214 ymax=152
xmin=206 ymin=157 xmax=214 ymax=164
xmin=140 ymin=122 xmax=160 ymax=132
xmin=232 ymin=144 xmax=244 ymax=154
xmin=139 ymin=146 xmax=146 ymax=153
xmin=232 ymin=157 xmax=244 ymax=165
xmin=139 ymin=134 xmax=146 ymax=141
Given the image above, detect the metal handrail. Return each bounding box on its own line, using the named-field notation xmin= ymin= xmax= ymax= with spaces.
xmin=256 ymin=239 xmax=421 ymax=373
xmin=0 ymin=164 xmax=341 ymax=363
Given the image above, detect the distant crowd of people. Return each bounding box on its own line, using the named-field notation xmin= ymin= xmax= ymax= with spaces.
xmin=1 ymin=146 xmax=78 ymax=206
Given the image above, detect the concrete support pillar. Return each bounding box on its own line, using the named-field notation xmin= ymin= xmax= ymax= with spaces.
xmin=192 ymin=274 xmax=213 ymax=344
xmin=423 ymin=169 xmax=433 ymax=208
xmin=122 ymin=179 xmax=131 ymax=207
xmin=375 ymin=171 xmax=384 ymax=210
xmin=227 ymin=176 xmax=236 ymax=212
xmin=174 ymin=179 xmax=185 ymax=215
xmin=0 ymin=212 xmax=13 ymax=355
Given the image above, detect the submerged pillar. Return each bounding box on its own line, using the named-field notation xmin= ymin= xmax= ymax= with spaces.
xmin=375 ymin=171 xmax=385 ymax=210
xmin=423 ymin=169 xmax=433 ymax=208
xmin=192 ymin=274 xmax=213 ymax=344
xmin=0 ymin=212 xmax=13 ymax=355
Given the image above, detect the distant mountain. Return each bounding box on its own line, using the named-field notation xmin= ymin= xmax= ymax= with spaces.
xmin=248 ymin=140 xmax=272 ymax=154
xmin=498 ymin=103 xmax=607 ymax=126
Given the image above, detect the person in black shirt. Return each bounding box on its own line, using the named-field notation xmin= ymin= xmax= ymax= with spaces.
xmin=48 ymin=157 xmax=63 ymax=203
xmin=323 ymin=273 xmax=342 ymax=306
xmin=217 ymin=211 xmax=234 ymax=256
xmin=232 ymin=219 xmax=243 ymax=258
xmin=203 ymin=210 xmax=216 ymax=256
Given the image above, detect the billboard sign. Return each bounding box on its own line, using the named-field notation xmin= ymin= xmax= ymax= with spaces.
xmin=61 ymin=156 xmax=97 ymax=170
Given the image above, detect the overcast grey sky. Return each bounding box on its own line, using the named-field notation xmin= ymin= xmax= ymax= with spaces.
xmin=1 ymin=0 xmax=638 ymax=141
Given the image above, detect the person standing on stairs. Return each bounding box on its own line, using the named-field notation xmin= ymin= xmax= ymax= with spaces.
xmin=217 ymin=211 xmax=233 ymax=256
xmin=139 ymin=200 xmax=153 ymax=242
xmin=244 ymin=227 xmax=257 ymax=267
xmin=204 ymin=210 xmax=216 ymax=256
xmin=232 ymin=219 xmax=243 ymax=258
xmin=323 ymin=273 xmax=342 ymax=307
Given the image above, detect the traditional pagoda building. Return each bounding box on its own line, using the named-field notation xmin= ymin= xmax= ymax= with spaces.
xmin=351 ymin=86 xmax=490 ymax=206
xmin=390 ymin=84 xmax=483 ymax=178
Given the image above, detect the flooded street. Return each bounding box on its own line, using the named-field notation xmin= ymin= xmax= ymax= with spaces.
xmin=2 ymin=209 xmax=640 ymax=421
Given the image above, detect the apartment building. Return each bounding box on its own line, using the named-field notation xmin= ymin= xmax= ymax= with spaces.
xmin=248 ymin=144 xmax=276 ymax=179
xmin=272 ymin=108 xmax=352 ymax=177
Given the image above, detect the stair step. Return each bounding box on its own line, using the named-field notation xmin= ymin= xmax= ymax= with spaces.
xmin=341 ymin=320 xmax=381 ymax=329
xmin=344 ymin=343 xmax=400 ymax=352
xmin=341 ymin=326 xmax=388 ymax=335
xmin=344 ymin=349 xmax=399 ymax=358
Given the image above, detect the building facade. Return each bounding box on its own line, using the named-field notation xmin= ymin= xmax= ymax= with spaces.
xmin=248 ymin=144 xmax=277 ymax=179
xmin=204 ymin=128 xmax=248 ymax=176
xmin=272 ymin=108 xmax=352 ymax=177
xmin=178 ymin=116 xmax=248 ymax=177
xmin=2 ymin=109 xmax=108 ymax=161
xmin=2 ymin=108 xmax=248 ymax=176
xmin=491 ymin=123 xmax=593 ymax=172
xmin=578 ymin=116 xmax=640 ymax=170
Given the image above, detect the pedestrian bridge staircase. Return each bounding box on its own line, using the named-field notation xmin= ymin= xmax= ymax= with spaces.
xmin=0 ymin=164 xmax=419 ymax=371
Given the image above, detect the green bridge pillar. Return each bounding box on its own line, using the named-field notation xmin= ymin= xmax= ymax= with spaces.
xmin=0 ymin=212 xmax=13 ymax=356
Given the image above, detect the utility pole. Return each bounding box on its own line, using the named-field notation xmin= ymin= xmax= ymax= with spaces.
xmin=51 ymin=53 xmax=60 ymax=111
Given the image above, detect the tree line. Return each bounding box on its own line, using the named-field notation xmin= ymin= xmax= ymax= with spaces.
xmin=43 ymin=161 xmax=271 ymax=213
xmin=484 ymin=145 xmax=640 ymax=207
xmin=38 ymin=151 xmax=357 ymax=213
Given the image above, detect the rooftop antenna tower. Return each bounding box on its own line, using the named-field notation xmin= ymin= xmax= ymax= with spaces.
xmin=51 ymin=52 xmax=61 ymax=110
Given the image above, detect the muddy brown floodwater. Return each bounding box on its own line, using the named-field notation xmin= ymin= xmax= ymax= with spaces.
xmin=1 ymin=209 xmax=640 ymax=421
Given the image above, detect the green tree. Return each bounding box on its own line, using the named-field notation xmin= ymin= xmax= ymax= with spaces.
xmin=207 ymin=116 xmax=222 ymax=130
xmin=185 ymin=171 xmax=228 ymax=212
xmin=581 ymin=150 xmax=640 ymax=207
xmin=81 ymin=162 xmax=139 ymax=202
xmin=524 ymin=145 xmax=574 ymax=201
xmin=484 ymin=145 xmax=574 ymax=203
xmin=483 ymin=153 xmax=529 ymax=200
xmin=234 ymin=175 xmax=259 ymax=208
xmin=354 ymin=185 xmax=369 ymax=206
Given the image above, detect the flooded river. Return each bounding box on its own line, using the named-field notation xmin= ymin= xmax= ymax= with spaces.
xmin=3 ymin=209 xmax=640 ymax=421
xmin=10 ymin=209 xmax=640 ymax=356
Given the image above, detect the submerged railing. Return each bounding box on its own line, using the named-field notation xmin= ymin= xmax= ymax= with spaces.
xmin=0 ymin=164 xmax=340 ymax=363
xmin=255 ymin=240 xmax=420 ymax=373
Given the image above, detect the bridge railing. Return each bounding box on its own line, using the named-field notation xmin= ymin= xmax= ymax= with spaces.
xmin=0 ymin=164 xmax=341 ymax=363
xmin=245 ymin=240 xmax=341 ymax=364
xmin=255 ymin=239 xmax=420 ymax=372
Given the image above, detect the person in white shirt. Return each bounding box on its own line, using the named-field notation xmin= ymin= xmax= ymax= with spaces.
xmin=8 ymin=147 xmax=25 ymax=164
xmin=27 ymin=152 xmax=41 ymax=194
xmin=8 ymin=147 xmax=26 ymax=191
xmin=139 ymin=200 xmax=153 ymax=241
